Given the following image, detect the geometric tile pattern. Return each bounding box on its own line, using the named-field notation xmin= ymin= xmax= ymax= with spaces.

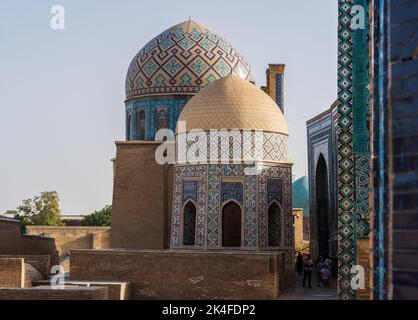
xmin=268 ymin=202 xmax=281 ymax=246
xmin=352 ymin=0 xmax=371 ymax=240
xmin=183 ymin=180 xmax=197 ymax=203
xmin=244 ymin=174 xmax=258 ymax=247
xmin=207 ymin=164 xmax=244 ymax=247
xmin=125 ymin=20 xmax=254 ymax=100
xmin=126 ymin=95 xmax=188 ymax=141
xmin=337 ymin=0 xmax=356 ymax=300
xmin=355 ymin=153 xmax=370 ymax=238
xmin=267 ymin=178 xmax=283 ymax=204
xmin=171 ymin=163 xmax=292 ymax=257
xmin=177 ymin=131 xmax=288 ymax=164
xmin=183 ymin=202 xmax=196 ymax=245
xmin=275 ymin=73 xmax=284 ymax=113
xmin=171 ymin=165 xmax=207 ymax=247
xmin=258 ymin=166 xmax=292 ymax=251
xmin=221 ymin=181 xmax=243 ymax=205
xmin=263 ymin=133 xmax=288 ymax=163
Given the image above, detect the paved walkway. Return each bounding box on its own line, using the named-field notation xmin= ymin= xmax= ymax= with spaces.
xmin=279 ymin=273 xmax=338 ymax=300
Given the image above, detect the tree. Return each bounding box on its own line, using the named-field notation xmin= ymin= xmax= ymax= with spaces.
xmin=14 ymin=191 xmax=64 ymax=231
xmin=82 ymin=205 xmax=111 ymax=227
xmin=5 ymin=210 xmax=18 ymax=216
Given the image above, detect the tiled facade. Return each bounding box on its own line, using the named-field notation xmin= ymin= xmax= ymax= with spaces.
xmin=306 ymin=102 xmax=338 ymax=260
xmin=177 ymin=131 xmax=288 ymax=164
xmin=170 ymin=75 xmax=293 ymax=268
xmin=371 ymin=0 xmax=418 ymax=300
xmin=170 ymin=163 xmax=293 ymax=268
xmin=125 ymin=96 xmax=189 ymax=141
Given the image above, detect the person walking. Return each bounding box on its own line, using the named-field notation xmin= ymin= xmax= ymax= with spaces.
xmin=320 ymin=265 xmax=331 ymax=287
xmin=303 ymin=255 xmax=313 ymax=288
xmin=316 ymin=256 xmax=324 ymax=287
xmin=296 ymin=252 xmax=304 ymax=276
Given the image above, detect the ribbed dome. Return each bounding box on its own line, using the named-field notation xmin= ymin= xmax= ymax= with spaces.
xmin=125 ymin=20 xmax=254 ymax=100
xmin=178 ymin=75 xmax=288 ymax=134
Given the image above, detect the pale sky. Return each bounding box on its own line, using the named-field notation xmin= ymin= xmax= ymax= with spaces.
xmin=0 ymin=0 xmax=337 ymax=214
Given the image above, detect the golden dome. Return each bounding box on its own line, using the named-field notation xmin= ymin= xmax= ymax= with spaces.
xmin=177 ymin=75 xmax=288 ymax=134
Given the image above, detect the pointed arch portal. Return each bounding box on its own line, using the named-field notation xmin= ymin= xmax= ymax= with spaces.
xmin=183 ymin=201 xmax=196 ymax=246
xmin=222 ymin=202 xmax=241 ymax=247
xmin=268 ymin=202 xmax=281 ymax=247
xmin=316 ymin=154 xmax=330 ymax=257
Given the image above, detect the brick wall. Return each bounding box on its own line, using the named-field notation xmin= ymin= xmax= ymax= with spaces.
xmin=70 ymin=249 xmax=283 ymax=300
xmin=26 ymin=226 xmax=110 ymax=259
xmin=389 ymin=0 xmax=418 ymax=300
xmin=0 ymin=255 xmax=50 ymax=278
xmin=265 ymin=64 xmax=285 ymax=112
xmin=0 ymin=258 xmax=24 ymax=288
xmin=357 ymin=239 xmax=372 ymax=299
xmin=110 ymin=142 xmax=174 ymax=250
xmin=0 ymin=219 xmax=59 ymax=266
xmin=24 ymin=263 xmax=43 ymax=287
xmin=0 ymin=286 xmax=108 ymax=300
xmin=293 ymin=209 xmax=309 ymax=254
xmin=33 ymin=280 xmax=130 ymax=300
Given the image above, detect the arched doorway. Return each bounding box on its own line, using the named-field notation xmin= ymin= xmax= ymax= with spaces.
xmin=316 ymin=154 xmax=330 ymax=257
xmin=268 ymin=202 xmax=281 ymax=247
xmin=183 ymin=201 xmax=196 ymax=246
xmin=136 ymin=109 xmax=146 ymax=140
xmin=127 ymin=112 xmax=132 ymax=141
xmin=222 ymin=202 xmax=241 ymax=247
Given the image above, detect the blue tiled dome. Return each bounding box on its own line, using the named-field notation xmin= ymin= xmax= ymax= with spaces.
xmin=125 ymin=20 xmax=255 ymax=100
xmin=292 ymin=176 xmax=310 ymax=216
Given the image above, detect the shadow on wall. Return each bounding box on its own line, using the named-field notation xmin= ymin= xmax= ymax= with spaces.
xmin=0 ymin=219 xmax=59 ymax=266
xmin=25 ymin=226 xmax=110 ymax=271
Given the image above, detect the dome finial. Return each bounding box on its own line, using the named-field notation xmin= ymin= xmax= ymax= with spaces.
xmin=186 ymin=16 xmax=192 ymax=32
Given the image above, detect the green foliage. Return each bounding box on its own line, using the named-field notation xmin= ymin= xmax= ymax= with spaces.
xmin=5 ymin=210 xmax=18 ymax=216
xmin=14 ymin=191 xmax=64 ymax=231
xmin=13 ymin=212 xmax=32 ymax=233
xmin=82 ymin=205 xmax=111 ymax=227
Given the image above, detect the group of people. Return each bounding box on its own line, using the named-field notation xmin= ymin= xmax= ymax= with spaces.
xmin=295 ymin=252 xmax=335 ymax=288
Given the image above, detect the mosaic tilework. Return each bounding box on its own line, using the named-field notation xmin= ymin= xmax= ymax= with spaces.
xmin=267 ymin=178 xmax=283 ymax=205
xmin=371 ymin=0 xmax=389 ymax=299
xmin=183 ymin=202 xmax=196 ymax=245
xmin=353 ymin=0 xmax=371 ymax=240
xmin=263 ymin=133 xmax=288 ymax=163
xmin=177 ymin=131 xmax=288 ymax=164
xmin=171 ymin=165 xmax=207 ymax=246
xmin=172 ymin=163 xmax=292 ymax=252
xmin=207 ymin=164 xmax=244 ymax=247
xmin=244 ymin=175 xmax=258 ymax=247
xmin=275 ymin=74 xmax=284 ymax=113
xmin=126 ymin=96 xmax=188 ymax=141
xmin=268 ymin=202 xmax=281 ymax=246
xmin=183 ymin=180 xmax=197 ymax=203
xmin=337 ymin=0 xmax=356 ymax=300
xmin=221 ymin=182 xmax=243 ymax=205
xmin=257 ymin=166 xmax=292 ymax=248
xmin=126 ymin=21 xmax=254 ymax=100
xmin=355 ymin=154 xmax=371 ymax=238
